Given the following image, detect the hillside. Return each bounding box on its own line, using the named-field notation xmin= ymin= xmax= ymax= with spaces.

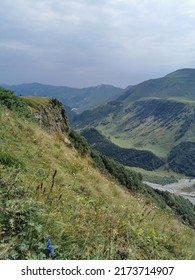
xmin=1 ymin=88 xmax=195 ymax=260
xmin=72 ymin=69 xmax=195 ymax=177
xmin=1 ymin=83 xmax=124 ymax=114
xmin=81 ymin=128 xmax=164 ymax=170
xmin=118 ymin=68 xmax=195 ymax=102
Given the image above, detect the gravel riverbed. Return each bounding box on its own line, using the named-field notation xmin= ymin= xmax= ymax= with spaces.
xmin=144 ymin=178 xmax=195 ymax=205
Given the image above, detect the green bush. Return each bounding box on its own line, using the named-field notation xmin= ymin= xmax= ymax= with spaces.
xmin=68 ymin=129 xmax=90 ymax=156
xmin=0 ymin=87 xmax=32 ymax=118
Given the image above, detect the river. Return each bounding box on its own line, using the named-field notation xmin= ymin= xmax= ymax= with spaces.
xmin=144 ymin=178 xmax=195 ymax=205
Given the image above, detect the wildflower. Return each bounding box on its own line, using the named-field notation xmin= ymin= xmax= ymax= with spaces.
xmin=47 ymin=245 xmax=54 ymax=257
xmin=46 ymin=237 xmax=51 ymax=245
xmin=46 ymin=237 xmax=55 ymax=258
xmin=45 ymin=237 xmax=56 ymax=259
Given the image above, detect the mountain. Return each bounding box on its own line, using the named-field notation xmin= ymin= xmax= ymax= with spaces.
xmin=1 ymin=87 xmax=195 ymax=260
xmin=118 ymin=68 xmax=195 ymax=102
xmin=72 ymin=69 xmax=195 ymax=177
xmin=1 ymin=82 xmax=124 ymax=114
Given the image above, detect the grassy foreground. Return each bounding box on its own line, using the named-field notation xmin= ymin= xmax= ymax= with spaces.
xmin=0 ymin=93 xmax=195 ymax=259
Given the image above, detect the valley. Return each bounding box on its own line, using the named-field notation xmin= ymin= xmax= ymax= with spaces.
xmin=72 ymin=69 xmax=195 ymax=178
xmin=0 ymin=69 xmax=195 ymax=260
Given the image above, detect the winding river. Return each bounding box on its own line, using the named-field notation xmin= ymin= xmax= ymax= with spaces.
xmin=144 ymin=178 xmax=195 ymax=205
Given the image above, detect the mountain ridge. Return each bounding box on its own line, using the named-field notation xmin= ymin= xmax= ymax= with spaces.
xmin=117 ymin=68 xmax=195 ymax=103
xmin=1 ymin=82 xmax=124 ymax=114
xmin=72 ymin=68 xmax=195 ymax=177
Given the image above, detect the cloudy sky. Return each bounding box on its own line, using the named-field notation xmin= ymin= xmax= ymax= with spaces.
xmin=1 ymin=0 xmax=195 ymax=87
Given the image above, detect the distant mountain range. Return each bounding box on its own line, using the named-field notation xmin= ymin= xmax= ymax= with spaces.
xmin=1 ymin=68 xmax=194 ymax=176
xmin=0 ymin=82 xmax=124 ymax=115
xmin=72 ymin=68 xmax=195 ymax=176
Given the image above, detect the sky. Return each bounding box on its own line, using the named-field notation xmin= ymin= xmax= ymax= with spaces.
xmin=1 ymin=0 xmax=195 ymax=88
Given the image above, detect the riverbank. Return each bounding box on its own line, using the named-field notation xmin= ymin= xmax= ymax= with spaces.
xmin=144 ymin=178 xmax=195 ymax=205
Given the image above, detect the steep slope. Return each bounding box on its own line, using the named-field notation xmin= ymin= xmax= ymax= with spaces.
xmin=1 ymin=83 xmax=123 ymax=114
xmin=72 ymin=69 xmax=195 ymax=177
xmin=0 ymin=88 xmax=195 ymax=260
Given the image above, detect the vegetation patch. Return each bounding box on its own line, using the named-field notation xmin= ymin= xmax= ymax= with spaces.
xmin=81 ymin=128 xmax=164 ymax=170
xmin=0 ymin=172 xmax=48 ymax=259
xmin=21 ymin=96 xmax=50 ymax=110
xmin=68 ymin=129 xmax=142 ymax=191
xmin=181 ymin=184 xmax=195 ymax=193
xmin=168 ymin=142 xmax=195 ymax=177
xmin=151 ymin=188 xmax=195 ymax=228
xmin=72 ymin=101 xmax=122 ymax=128
xmin=0 ymin=151 xmax=24 ymax=169
xmin=0 ymin=88 xmax=32 ymax=119
xmin=91 ymin=150 xmax=143 ymax=191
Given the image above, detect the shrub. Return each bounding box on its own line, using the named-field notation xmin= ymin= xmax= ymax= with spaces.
xmin=68 ymin=129 xmax=90 ymax=156
xmin=0 ymin=87 xmax=32 ymax=119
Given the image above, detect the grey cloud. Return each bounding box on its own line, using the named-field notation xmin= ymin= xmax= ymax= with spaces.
xmin=1 ymin=0 xmax=195 ymax=87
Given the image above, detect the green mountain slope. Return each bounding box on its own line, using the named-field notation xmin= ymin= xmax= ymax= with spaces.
xmin=167 ymin=142 xmax=195 ymax=177
xmin=1 ymin=88 xmax=195 ymax=260
xmin=72 ymin=69 xmax=195 ymax=177
xmin=118 ymin=68 xmax=195 ymax=103
xmin=81 ymin=128 xmax=164 ymax=170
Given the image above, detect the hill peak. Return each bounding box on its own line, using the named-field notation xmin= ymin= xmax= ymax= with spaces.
xmin=165 ymin=68 xmax=195 ymax=79
xmin=117 ymin=68 xmax=195 ymax=103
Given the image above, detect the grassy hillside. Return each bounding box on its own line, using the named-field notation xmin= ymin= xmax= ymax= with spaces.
xmin=72 ymin=69 xmax=195 ymax=177
xmin=0 ymin=88 xmax=195 ymax=260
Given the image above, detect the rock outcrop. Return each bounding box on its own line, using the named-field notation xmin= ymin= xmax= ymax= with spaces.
xmin=33 ymin=98 xmax=69 ymax=134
